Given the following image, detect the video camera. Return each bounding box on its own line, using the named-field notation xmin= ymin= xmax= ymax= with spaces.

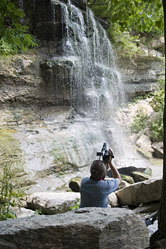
xmin=96 ymin=143 xmax=114 ymax=163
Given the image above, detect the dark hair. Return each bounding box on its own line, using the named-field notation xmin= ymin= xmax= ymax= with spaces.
xmin=90 ymin=160 xmax=106 ymax=181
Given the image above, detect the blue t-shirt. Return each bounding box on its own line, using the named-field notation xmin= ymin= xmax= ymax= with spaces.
xmin=80 ymin=177 xmax=119 ymax=208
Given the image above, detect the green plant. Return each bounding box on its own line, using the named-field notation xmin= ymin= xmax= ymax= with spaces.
xmin=150 ymin=79 xmax=164 ymax=112
xmin=69 ymin=198 xmax=80 ymax=211
xmin=150 ymin=113 xmax=163 ymax=142
xmin=130 ymin=110 xmax=148 ymax=133
xmin=34 ymin=208 xmax=43 ymax=215
xmin=0 ymin=162 xmax=23 ymax=221
xmin=0 ymin=0 xmax=37 ymax=55
xmin=111 ymin=29 xmax=143 ymax=57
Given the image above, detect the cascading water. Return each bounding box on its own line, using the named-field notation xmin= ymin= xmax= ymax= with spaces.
xmin=57 ymin=1 xmax=124 ymax=117
xmin=48 ymin=0 xmax=150 ymax=169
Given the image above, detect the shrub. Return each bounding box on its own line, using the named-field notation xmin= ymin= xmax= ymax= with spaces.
xmin=0 ymin=162 xmax=23 ymax=221
xmin=130 ymin=110 xmax=148 ymax=133
xmin=0 ymin=0 xmax=37 ymax=55
xmin=150 ymin=113 xmax=163 ymax=142
xmin=150 ymin=79 xmax=164 ymax=113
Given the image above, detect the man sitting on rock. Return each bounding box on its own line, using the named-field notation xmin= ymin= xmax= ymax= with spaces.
xmin=80 ymin=149 xmax=121 ymax=208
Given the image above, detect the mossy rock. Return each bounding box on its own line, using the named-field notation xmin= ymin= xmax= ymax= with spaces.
xmin=69 ymin=177 xmax=82 ymax=192
xmin=131 ymin=171 xmax=150 ymax=183
xmin=0 ymin=129 xmax=25 ymax=178
xmin=120 ymin=174 xmax=134 ymax=184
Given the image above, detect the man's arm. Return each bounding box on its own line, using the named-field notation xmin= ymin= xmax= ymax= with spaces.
xmin=107 ymin=149 xmax=121 ymax=183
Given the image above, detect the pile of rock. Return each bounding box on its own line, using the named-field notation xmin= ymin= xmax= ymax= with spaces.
xmin=21 ymin=167 xmax=162 ymax=216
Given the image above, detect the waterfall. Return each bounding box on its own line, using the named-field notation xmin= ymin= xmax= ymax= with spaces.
xmin=57 ymin=1 xmax=153 ymax=169
xmin=53 ymin=1 xmax=124 ymax=118
xmin=21 ymin=0 xmax=151 ymax=177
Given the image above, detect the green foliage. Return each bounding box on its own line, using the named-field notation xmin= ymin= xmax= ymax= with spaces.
xmin=88 ymin=0 xmax=164 ymax=36
xmin=111 ymin=30 xmax=143 ymax=57
xmin=150 ymin=113 xmax=163 ymax=142
xmin=0 ymin=162 xmax=23 ymax=221
xmin=130 ymin=110 xmax=148 ymax=133
xmin=88 ymin=0 xmax=164 ymax=54
xmin=69 ymin=198 xmax=80 ymax=211
xmin=130 ymin=79 xmax=164 ymax=142
xmin=150 ymin=79 xmax=165 ymax=112
xmin=0 ymin=0 xmax=37 ymax=55
xmin=34 ymin=209 xmax=43 ymax=215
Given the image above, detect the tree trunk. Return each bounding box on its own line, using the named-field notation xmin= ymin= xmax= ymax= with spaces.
xmin=150 ymin=0 xmax=166 ymax=247
xmin=158 ymin=0 xmax=166 ymax=234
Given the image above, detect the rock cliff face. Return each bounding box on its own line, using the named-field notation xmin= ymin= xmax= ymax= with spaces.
xmin=118 ymin=56 xmax=164 ymax=100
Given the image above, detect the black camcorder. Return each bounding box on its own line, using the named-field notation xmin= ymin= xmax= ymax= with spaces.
xmin=96 ymin=143 xmax=114 ymax=163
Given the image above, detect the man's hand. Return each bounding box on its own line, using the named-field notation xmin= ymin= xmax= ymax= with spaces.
xmin=109 ymin=148 xmax=114 ymax=158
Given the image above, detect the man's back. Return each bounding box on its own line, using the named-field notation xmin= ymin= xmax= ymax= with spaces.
xmin=80 ymin=177 xmax=119 ymax=208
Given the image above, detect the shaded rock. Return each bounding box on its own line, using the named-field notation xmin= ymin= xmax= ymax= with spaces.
xmin=69 ymin=177 xmax=82 ymax=192
xmin=133 ymin=201 xmax=160 ymax=214
xmin=0 ymin=208 xmax=149 ymax=249
xmin=116 ymin=178 xmax=162 ymax=206
xmin=26 ymin=192 xmax=80 ymax=214
xmin=151 ymin=238 xmax=166 ymax=249
xmin=152 ymin=141 xmax=163 ymax=159
xmin=131 ymin=171 xmax=150 ymax=183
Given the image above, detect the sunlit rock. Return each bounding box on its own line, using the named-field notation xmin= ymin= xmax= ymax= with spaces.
xmin=116 ymin=178 xmax=162 ymax=206
xmin=108 ymin=192 xmax=119 ymax=207
xmin=136 ymin=134 xmax=154 ymax=159
xmin=26 ymin=191 xmax=80 ymax=214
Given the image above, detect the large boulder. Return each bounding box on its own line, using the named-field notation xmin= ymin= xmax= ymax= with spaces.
xmin=152 ymin=141 xmax=163 ymax=158
xmin=136 ymin=134 xmax=154 ymax=158
xmin=0 ymin=208 xmax=149 ymax=249
xmin=116 ymin=178 xmax=162 ymax=206
xmin=26 ymin=192 xmax=80 ymax=214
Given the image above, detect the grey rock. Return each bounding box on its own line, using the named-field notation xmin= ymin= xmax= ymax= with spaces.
xmin=0 ymin=208 xmax=149 ymax=249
